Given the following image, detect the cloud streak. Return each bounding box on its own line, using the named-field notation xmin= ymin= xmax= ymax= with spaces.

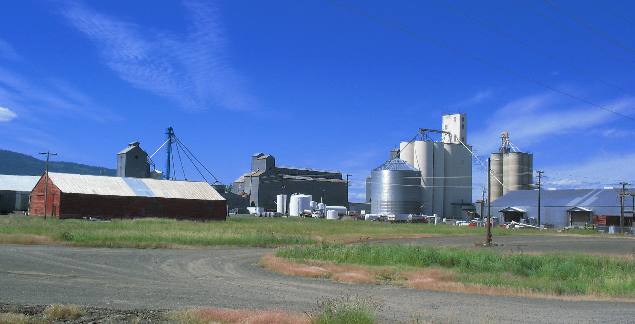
xmin=0 ymin=66 xmax=118 ymax=123
xmin=470 ymin=92 xmax=635 ymax=154
xmin=62 ymin=0 xmax=256 ymax=112
xmin=0 ymin=106 xmax=16 ymax=122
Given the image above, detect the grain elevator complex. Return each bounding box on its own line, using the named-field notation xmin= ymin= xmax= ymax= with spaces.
xmin=367 ymin=113 xmax=473 ymax=220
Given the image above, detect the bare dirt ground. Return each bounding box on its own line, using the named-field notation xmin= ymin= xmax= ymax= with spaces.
xmin=369 ymin=233 xmax=635 ymax=256
xmin=1 ymin=244 xmax=634 ymax=323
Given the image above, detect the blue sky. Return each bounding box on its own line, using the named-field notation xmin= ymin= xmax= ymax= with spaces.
xmin=1 ymin=0 xmax=635 ymax=201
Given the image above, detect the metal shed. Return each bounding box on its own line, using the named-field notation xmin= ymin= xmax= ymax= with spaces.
xmin=491 ymin=189 xmax=631 ymax=227
xmin=0 ymin=175 xmax=40 ymax=214
xmin=29 ymin=173 xmax=226 ymax=220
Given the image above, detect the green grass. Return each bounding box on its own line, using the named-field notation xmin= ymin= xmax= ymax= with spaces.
xmin=0 ymin=215 xmax=530 ymax=248
xmin=277 ymin=244 xmax=635 ymax=297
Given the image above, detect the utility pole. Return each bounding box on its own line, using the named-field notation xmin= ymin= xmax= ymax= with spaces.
xmin=346 ymin=174 xmax=351 ymax=209
xmin=536 ymin=170 xmax=544 ymax=227
xmin=486 ymin=158 xmax=492 ymax=245
xmin=39 ymin=151 xmax=57 ymax=220
xmin=619 ymin=182 xmax=629 ymax=231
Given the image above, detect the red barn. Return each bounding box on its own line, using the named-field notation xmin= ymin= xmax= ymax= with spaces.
xmin=29 ymin=172 xmax=226 ymax=220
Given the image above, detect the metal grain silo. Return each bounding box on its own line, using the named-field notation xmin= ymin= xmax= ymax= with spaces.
xmin=399 ymin=141 xmax=415 ymax=167
xmin=503 ymin=152 xmax=532 ymax=194
xmin=370 ymin=159 xmax=423 ymax=215
xmin=489 ymin=153 xmax=504 ymax=201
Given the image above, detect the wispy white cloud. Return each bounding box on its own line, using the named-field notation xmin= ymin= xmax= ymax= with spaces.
xmin=0 ymin=67 xmax=118 ymax=123
xmin=62 ymin=0 xmax=256 ymax=112
xmin=452 ymin=89 xmax=493 ymax=108
xmin=0 ymin=106 xmax=16 ymax=122
xmin=470 ymin=92 xmax=635 ymax=154
xmin=0 ymin=38 xmax=21 ymax=61
xmin=545 ymin=152 xmax=635 ymax=188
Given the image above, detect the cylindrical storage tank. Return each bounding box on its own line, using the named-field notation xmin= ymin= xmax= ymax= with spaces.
xmin=370 ymin=159 xmax=423 ymax=215
xmin=525 ymin=153 xmax=534 ymax=189
xmin=326 ymin=210 xmax=338 ymax=220
xmin=413 ymin=140 xmax=434 ymax=215
xmin=443 ymin=143 xmax=472 ymax=220
xmin=317 ymin=202 xmax=326 ymax=211
xmin=399 ymin=142 xmax=415 ymax=167
xmin=503 ymin=152 xmax=525 ymax=195
xmin=432 ymin=142 xmax=445 ymax=217
xmin=490 ymin=153 xmax=504 ymax=201
xmin=325 ymin=206 xmax=347 ymax=216
xmin=289 ymin=194 xmax=312 ymax=216
xmin=276 ymin=194 xmax=288 ymax=214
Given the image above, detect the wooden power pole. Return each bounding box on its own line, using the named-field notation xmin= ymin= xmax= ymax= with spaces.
xmin=39 ymin=151 xmax=57 ymax=219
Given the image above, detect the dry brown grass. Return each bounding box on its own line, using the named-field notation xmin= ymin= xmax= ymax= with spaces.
xmin=0 ymin=312 xmax=43 ymax=324
xmin=0 ymin=234 xmax=57 ymax=245
xmin=42 ymin=304 xmax=84 ymax=320
xmin=263 ymin=254 xmax=635 ymax=303
xmin=169 ymin=307 xmax=310 ymax=324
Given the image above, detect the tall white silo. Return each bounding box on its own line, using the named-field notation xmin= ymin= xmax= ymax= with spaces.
xmin=399 ymin=141 xmax=415 ymax=167
xmin=443 ymin=143 xmax=472 ymax=219
xmin=413 ymin=140 xmax=434 ymax=215
xmin=432 ymin=142 xmax=445 ymax=217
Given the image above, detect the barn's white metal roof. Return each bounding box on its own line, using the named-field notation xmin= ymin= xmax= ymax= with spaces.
xmin=47 ymin=172 xmax=224 ymax=201
xmin=0 ymin=174 xmax=40 ymax=192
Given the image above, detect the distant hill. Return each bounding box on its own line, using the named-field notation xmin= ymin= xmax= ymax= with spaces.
xmin=0 ymin=149 xmax=116 ymax=176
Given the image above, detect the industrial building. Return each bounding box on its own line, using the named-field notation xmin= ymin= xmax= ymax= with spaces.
xmin=231 ymin=153 xmax=348 ymax=210
xmin=491 ymin=188 xmax=632 ymax=228
xmin=117 ymin=141 xmax=151 ymax=178
xmin=0 ymin=175 xmax=39 ymax=214
xmin=29 ymin=172 xmax=226 ymax=220
xmin=489 ymin=132 xmax=534 ymax=201
xmin=389 ymin=113 xmax=473 ymax=219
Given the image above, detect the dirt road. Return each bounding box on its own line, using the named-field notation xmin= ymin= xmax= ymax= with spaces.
xmin=0 ymin=244 xmax=633 ymax=323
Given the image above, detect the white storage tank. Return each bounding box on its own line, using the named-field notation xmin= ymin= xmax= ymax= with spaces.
xmin=326 ymin=210 xmax=339 ymax=220
xmin=276 ymin=194 xmax=288 ymax=214
xmin=289 ymin=194 xmax=312 ymax=216
xmin=325 ymin=205 xmax=347 ymax=216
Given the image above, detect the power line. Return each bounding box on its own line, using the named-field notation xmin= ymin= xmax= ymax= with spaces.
xmin=439 ymin=0 xmax=633 ymax=96
xmin=542 ymin=0 xmax=635 ymax=60
xmin=175 ymin=136 xmax=220 ymax=183
xmin=328 ymin=0 xmax=635 ymax=122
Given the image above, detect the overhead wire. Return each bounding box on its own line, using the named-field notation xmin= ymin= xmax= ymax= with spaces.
xmin=327 ymin=0 xmax=635 ymax=122
xmin=438 ymin=0 xmax=633 ymax=96
xmin=541 ymin=0 xmax=635 ymax=60
xmin=175 ymin=136 xmax=220 ymax=184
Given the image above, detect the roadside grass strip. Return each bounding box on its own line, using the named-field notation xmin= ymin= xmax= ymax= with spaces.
xmin=0 ymin=215 xmax=558 ymax=248
xmin=275 ymin=244 xmax=635 ymax=298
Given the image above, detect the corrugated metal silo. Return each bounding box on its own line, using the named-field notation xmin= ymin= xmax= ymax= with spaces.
xmin=490 ymin=153 xmax=504 ymax=201
xmin=370 ymin=159 xmax=423 ymax=215
xmin=399 ymin=141 xmax=415 ymax=167
xmin=503 ymin=152 xmax=533 ymax=194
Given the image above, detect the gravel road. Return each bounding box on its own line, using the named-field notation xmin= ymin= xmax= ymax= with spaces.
xmin=0 ymin=244 xmax=633 ymax=323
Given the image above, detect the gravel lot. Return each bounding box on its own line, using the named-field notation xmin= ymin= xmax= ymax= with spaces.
xmin=0 ymin=244 xmax=633 ymax=323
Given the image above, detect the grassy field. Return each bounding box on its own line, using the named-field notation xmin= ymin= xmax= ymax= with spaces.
xmin=0 ymin=215 xmax=598 ymax=248
xmin=0 ymin=215 xmax=542 ymax=248
xmin=276 ymin=244 xmax=635 ymax=298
